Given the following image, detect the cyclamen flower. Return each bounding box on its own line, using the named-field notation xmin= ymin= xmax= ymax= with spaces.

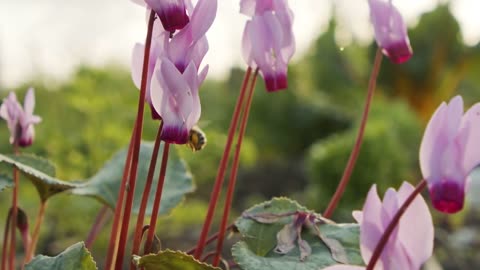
xmin=420 ymin=96 xmax=480 ymax=213
xmin=368 ymin=0 xmax=412 ymax=64
xmin=241 ymin=0 xmax=295 ymax=92
xmin=324 ymin=182 xmax=434 ymax=270
xmin=132 ymin=0 xmax=216 ymax=143
xmin=131 ymin=0 xmax=190 ymax=32
xmin=0 ymin=88 xmax=41 ymax=147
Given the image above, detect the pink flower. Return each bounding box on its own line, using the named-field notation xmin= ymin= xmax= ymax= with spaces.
xmin=420 ymin=96 xmax=480 ymax=213
xmin=131 ymin=0 xmax=216 ymax=128
xmin=132 ymin=0 xmax=190 ymax=33
xmin=0 ymin=88 xmax=41 ymax=147
xmin=368 ymin=0 xmax=412 ymax=64
xmin=150 ymin=58 xmax=208 ymax=144
xmin=324 ymin=182 xmax=434 ymax=270
xmin=241 ymin=0 xmax=295 ymax=92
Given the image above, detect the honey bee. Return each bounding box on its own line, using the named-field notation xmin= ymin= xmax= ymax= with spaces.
xmin=187 ymin=125 xmax=207 ymax=152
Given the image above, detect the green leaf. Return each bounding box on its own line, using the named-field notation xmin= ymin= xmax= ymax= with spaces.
xmin=72 ymin=142 xmax=195 ymax=215
xmin=0 ymin=154 xmax=79 ymax=201
xmin=235 ymin=197 xmax=309 ymax=256
xmin=0 ymin=174 xmax=13 ymax=192
xmin=133 ymin=250 xmax=220 ymax=270
xmin=233 ymin=198 xmax=363 ymax=270
xmin=25 ymin=242 xmax=97 ymax=270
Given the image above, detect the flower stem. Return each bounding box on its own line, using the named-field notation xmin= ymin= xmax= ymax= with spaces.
xmin=212 ymin=69 xmax=258 ymax=266
xmin=194 ymin=67 xmax=253 ymax=259
xmin=104 ymin=130 xmax=135 ymax=270
xmin=1 ymin=209 xmax=12 ymax=270
xmin=9 ymin=146 xmax=19 ymax=270
xmin=366 ymin=180 xmax=427 ymax=270
xmin=112 ymin=10 xmax=156 ymax=270
xmin=85 ymin=206 xmax=110 ymax=249
xmin=186 ymin=224 xmax=234 ymax=255
xmin=323 ymin=48 xmax=383 ymax=218
xmin=130 ymin=124 xmax=163 ymax=269
xmin=23 ymin=201 xmax=47 ymax=263
xmin=143 ymin=142 xmax=170 ymax=254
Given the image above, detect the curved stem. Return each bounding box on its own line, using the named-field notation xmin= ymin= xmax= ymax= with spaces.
xmin=323 ymin=48 xmax=383 ymax=218
xmin=366 ymin=180 xmax=427 ymax=270
xmin=9 ymin=145 xmax=19 ymax=270
xmin=113 ymin=10 xmax=156 ymax=270
xmin=23 ymin=201 xmax=47 ymax=263
xmin=1 ymin=209 xmax=12 ymax=270
xmin=85 ymin=206 xmax=110 ymax=249
xmin=213 ymin=69 xmax=258 ymax=266
xmin=143 ymin=143 xmax=170 ymax=254
xmin=194 ymin=67 xmax=252 ymax=259
xmin=104 ymin=129 xmax=135 ymax=270
xmin=130 ymin=124 xmax=163 ymax=269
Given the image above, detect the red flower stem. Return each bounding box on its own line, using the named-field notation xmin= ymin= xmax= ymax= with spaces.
xmin=213 ymin=69 xmax=258 ymax=266
xmin=9 ymin=145 xmax=19 ymax=270
xmin=23 ymin=201 xmax=47 ymax=263
xmin=323 ymin=48 xmax=383 ymax=218
xmin=129 ymin=124 xmax=163 ymax=269
xmin=85 ymin=206 xmax=110 ymax=249
xmin=104 ymin=129 xmax=136 ymax=270
xmin=113 ymin=10 xmax=156 ymax=270
xmin=366 ymin=180 xmax=427 ymax=270
xmin=193 ymin=67 xmax=252 ymax=259
xmin=186 ymin=224 xmax=234 ymax=255
xmin=143 ymin=142 xmax=170 ymax=254
xmin=1 ymin=208 xmax=12 ymax=270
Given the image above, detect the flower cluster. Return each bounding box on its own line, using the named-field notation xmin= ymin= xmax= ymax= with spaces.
xmin=0 ymin=88 xmax=41 ymax=147
xmin=240 ymin=0 xmax=295 ymax=92
xmin=131 ymin=0 xmax=216 ymax=144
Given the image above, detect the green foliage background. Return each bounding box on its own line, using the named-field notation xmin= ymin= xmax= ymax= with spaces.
xmin=1 ymin=4 xmax=480 ymax=269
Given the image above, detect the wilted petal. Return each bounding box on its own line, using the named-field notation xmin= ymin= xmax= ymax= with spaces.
xmin=274 ymin=223 xmax=297 ymax=254
xmin=297 ymin=238 xmax=311 ymax=262
xmin=352 ymin=210 xmax=363 ymax=224
xmin=368 ymin=0 xmax=412 ymax=64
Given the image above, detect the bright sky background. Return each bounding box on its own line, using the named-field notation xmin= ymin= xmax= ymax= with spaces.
xmin=0 ymin=0 xmax=479 ymax=88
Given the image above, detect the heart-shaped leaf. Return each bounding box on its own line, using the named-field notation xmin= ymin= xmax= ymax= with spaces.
xmin=133 ymin=250 xmax=220 ymax=270
xmin=0 ymin=154 xmax=79 ymax=201
xmin=72 ymin=142 xmax=194 ymax=216
xmin=25 ymin=242 xmax=97 ymax=270
xmin=233 ymin=198 xmax=363 ymax=270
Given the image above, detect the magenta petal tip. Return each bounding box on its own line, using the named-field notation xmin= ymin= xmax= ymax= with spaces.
xmin=264 ymin=73 xmax=288 ymax=92
xmin=429 ymin=180 xmax=465 ymax=214
xmin=383 ymin=41 xmax=413 ymax=64
xmin=161 ymin=125 xmax=189 ymax=144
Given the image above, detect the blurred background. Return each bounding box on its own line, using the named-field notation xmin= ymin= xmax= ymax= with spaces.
xmin=1 ymin=0 xmax=480 ymax=269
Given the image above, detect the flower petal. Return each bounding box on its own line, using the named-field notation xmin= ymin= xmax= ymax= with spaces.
xmin=396 ymin=182 xmax=434 ymax=270
xmin=461 ymin=103 xmax=480 ymax=173
xmin=323 ymin=266 xmax=365 ymax=270
xmin=23 ymin=88 xmax=35 ymax=116
xmin=274 ymin=223 xmax=297 ymax=254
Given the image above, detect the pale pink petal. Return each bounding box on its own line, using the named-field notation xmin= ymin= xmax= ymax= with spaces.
xmin=396 ymin=182 xmax=434 ymax=270
xmin=360 ymin=185 xmax=383 ymax=266
xmin=241 ymin=21 xmax=255 ymax=67
xmin=461 ymin=103 xmax=480 ymax=173
xmin=182 ymin=63 xmax=201 ymax=130
xmin=419 ymin=102 xmax=448 ymax=180
xmin=23 ymin=88 xmax=35 ymax=116
xmin=131 ymin=0 xmax=146 ymax=7
xmin=239 ymin=0 xmax=256 ymax=16
xmin=198 ymin=65 xmax=209 ymax=86
xmin=131 ymin=43 xmax=145 ymax=89
xmin=352 ymin=210 xmax=363 ymax=224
